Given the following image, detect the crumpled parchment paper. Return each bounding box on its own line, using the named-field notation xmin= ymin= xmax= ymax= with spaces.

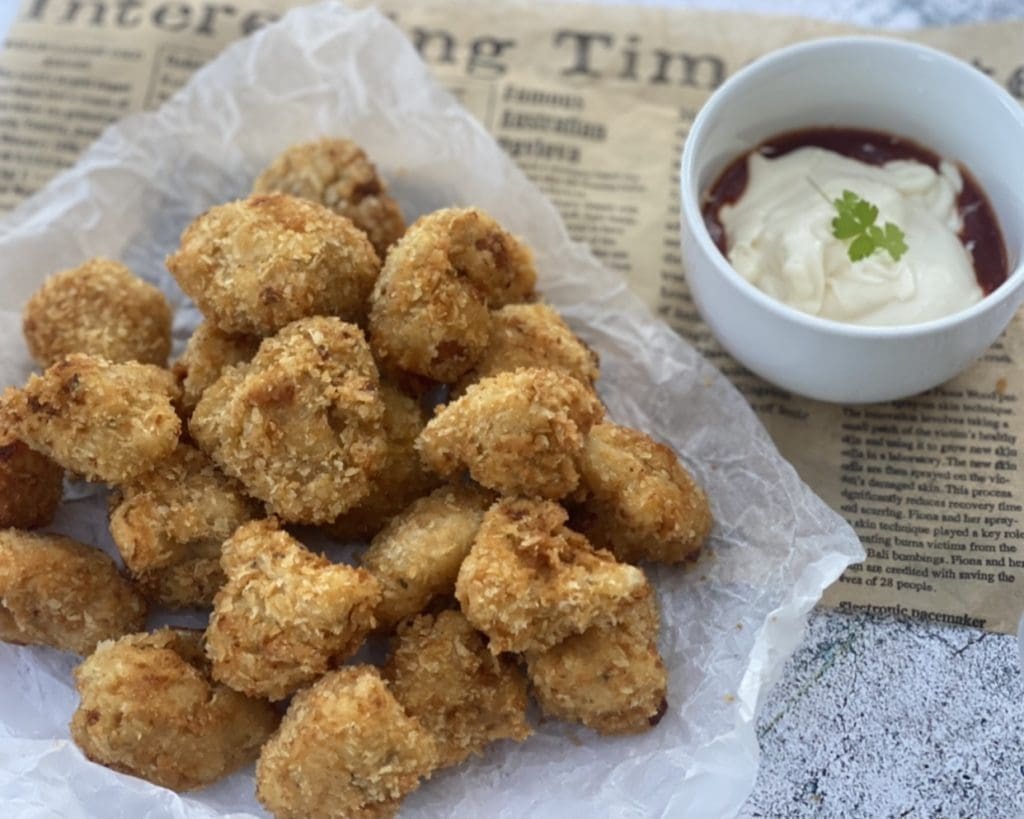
xmin=0 ymin=4 xmax=863 ymax=818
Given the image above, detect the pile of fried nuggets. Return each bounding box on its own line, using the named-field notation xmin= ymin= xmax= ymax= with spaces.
xmin=0 ymin=138 xmax=713 ymax=818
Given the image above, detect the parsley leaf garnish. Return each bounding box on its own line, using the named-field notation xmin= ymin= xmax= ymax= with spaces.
xmin=830 ymin=189 xmax=908 ymax=263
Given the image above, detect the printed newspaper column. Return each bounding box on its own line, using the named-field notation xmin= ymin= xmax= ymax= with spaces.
xmin=0 ymin=0 xmax=297 ymax=209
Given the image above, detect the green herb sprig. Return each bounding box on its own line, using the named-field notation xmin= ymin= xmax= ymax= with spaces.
xmin=830 ymin=189 xmax=908 ymax=263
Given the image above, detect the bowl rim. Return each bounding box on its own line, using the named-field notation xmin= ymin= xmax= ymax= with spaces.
xmin=679 ymin=34 xmax=1024 ymax=340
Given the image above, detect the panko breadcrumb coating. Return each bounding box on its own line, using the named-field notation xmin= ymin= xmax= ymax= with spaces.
xmin=22 ymin=258 xmax=172 ymax=368
xmin=0 ymin=354 xmax=181 ymax=484
xmin=206 ymin=518 xmax=381 ymax=701
xmin=455 ymin=498 xmax=649 ymax=654
xmin=109 ymin=444 xmax=260 ymax=608
xmin=166 ymin=193 xmax=381 ymax=336
xmin=417 ymin=367 xmax=604 ymax=499
xmin=368 ymin=208 xmax=537 ymax=382
xmin=361 ymin=484 xmax=491 ymax=632
xmin=172 ymin=322 xmax=260 ymax=417
xmin=71 ymin=629 xmax=278 ymax=791
xmin=190 ymin=317 xmax=387 ymax=524
xmin=384 ymin=610 xmax=531 ymax=767
xmin=252 ymin=138 xmax=405 ymax=259
xmin=0 ymin=530 xmax=145 ymax=655
xmin=324 ymin=383 xmax=439 ymax=542
xmin=453 ymin=303 xmax=599 ymax=396
xmin=526 ymin=591 xmax=668 ymax=735
xmin=572 ymin=422 xmax=713 ymax=564
xmin=256 ymin=665 xmax=438 ymax=819
xmin=0 ymin=435 xmax=62 ymax=529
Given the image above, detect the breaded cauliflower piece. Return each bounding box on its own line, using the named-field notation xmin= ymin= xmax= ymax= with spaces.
xmin=324 ymin=383 xmax=439 ymax=542
xmin=166 ymin=193 xmax=381 ymax=336
xmin=368 ymin=208 xmax=536 ymax=382
xmin=453 ymin=303 xmax=599 ymax=396
xmin=205 ymin=518 xmax=381 ymax=700
xmin=0 ymin=355 xmax=181 ymax=484
xmin=23 ymin=258 xmax=172 ymax=368
xmin=361 ymin=484 xmax=491 ymax=631
xmin=109 ymin=443 xmax=260 ymax=608
xmin=256 ymin=665 xmax=438 ymax=819
xmin=572 ymin=422 xmax=713 ymax=564
xmin=172 ymin=322 xmax=260 ymax=417
xmin=526 ymin=591 xmax=668 ymax=735
xmin=70 ymin=628 xmax=278 ymax=791
xmin=455 ymin=498 xmax=649 ymax=654
xmin=417 ymin=367 xmax=604 ymax=500
xmin=189 ymin=317 xmax=387 ymax=524
xmin=0 ymin=435 xmax=62 ymax=529
xmin=252 ymin=138 xmax=405 ymax=258
xmin=383 ymin=610 xmax=531 ymax=767
xmin=0 ymin=530 xmax=145 ymax=655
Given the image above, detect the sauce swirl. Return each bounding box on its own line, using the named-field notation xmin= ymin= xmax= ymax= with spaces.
xmin=702 ymin=127 xmax=1007 ymax=295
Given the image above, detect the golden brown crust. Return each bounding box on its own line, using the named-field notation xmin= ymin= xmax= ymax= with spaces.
xmin=0 ymin=530 xmax=146 ymax=655
xmin=70 ymin=628 xmax=279 ymax=791
xmin=417 ymin=367 xmax=604 ymax=500
xmin=383 ymin=610 xmax=531 ymax=767
xmin=526 ymin=591 xmax=667 ymax=735
xmin=0 ymin=435 xmax=62 ymax=529
xmin=205 ymin=518 xmax=381 ymax=700
xmin=452 ymin=303 xmax=599 ymax=396
xmin=252 ymin=138 xmax=405 ymax=259
xmin=23 ymin=258 xmax=172 ymax=368
xmin=323 ymin=383 xmax=439 ymax=542
xmin=368 ymin=208 xmax=537 ymax=382
xmin=256 ymin=665 xmax=438 ymax=819
xmin=0 ymin=355 xmax=181 ymax=484
xmin=189 ymin=317 xmax=387 ymax=524
xmin=172 ymin=322 xmax=260 ymax=417
xmin=455 ymin=498 xmax=649 ymax=654
xmin=361 ymin=484 xmax=491 ymax=632
xmin=166 ymin=194 xmax=381 ymax=336
xmin=108 ymin=443 xmax=260 ymax=608
xmin=572 ymin=422 xmax=713 ymax=564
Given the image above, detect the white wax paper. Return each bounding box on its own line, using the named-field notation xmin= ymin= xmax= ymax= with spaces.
xmin=0 ymin=4 xmax=863 ymax=818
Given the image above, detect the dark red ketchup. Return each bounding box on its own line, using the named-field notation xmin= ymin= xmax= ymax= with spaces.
xmin=701 ymin=127 xmax=1008 ymax=294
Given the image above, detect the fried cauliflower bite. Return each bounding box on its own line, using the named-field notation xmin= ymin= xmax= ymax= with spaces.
xmin=361 ymin=484 xmax=491 ymax=632
xmin=571 ymin=422 xmax=713 ymax=564
xmin=453 ymin=303 xmax=599 ymax=396
xmin=166 ymin=193 xmax=381 ymax=336
xmin=252 ymin=138 xmax=405 ymax=259
xmin=455 ymin=498 xmax=649 ymax=654
xmin=108 ymin=444 xmax=260 ymax=608
xmin=70 ymin=628 xmax=279 ymax=791
xmin=172 ymin=322 xmax=260 ymax=417
xmin=324 ymin=383 xmax=439 ymax=542
xmin=0 ymin=355 xmax=181 ymax=484
xmin=417 ymin=367 xmax=604 ymax=500
xmin=526 ymin=591 xmax=667 ymax=736
xmin=256 ymin=665 xmax=438 ymax=819
xmin=22 ymin=258 xmax=172 ymax=368
xmin=205 ymin=518 xmax=381 ymax=701
xmin=0 ymin=530 xmax=145 ymax=655
xmin=0 ymin=435 xmax=62 ymax=529
xmin=368 ymin=207 xmax=537 ymax=382
xmin=383 ymin=610 xmax=531 ymax=767
xmin=189 ymin=317 xmax=387 ymax=524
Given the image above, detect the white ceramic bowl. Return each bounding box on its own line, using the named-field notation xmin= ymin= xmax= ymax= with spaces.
xmin=680 ymin=36 xmax=1024 ymax=404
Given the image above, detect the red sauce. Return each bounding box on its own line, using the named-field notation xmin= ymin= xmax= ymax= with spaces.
xmin=701 ymin=127 xmax=1008 ymax=295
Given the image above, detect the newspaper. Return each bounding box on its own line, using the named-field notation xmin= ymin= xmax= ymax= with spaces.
xmin=3 ymin=0 xmax=1023 ymax=634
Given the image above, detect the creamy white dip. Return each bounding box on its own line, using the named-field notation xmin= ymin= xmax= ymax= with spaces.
xmin=718 ymin=147 xmax=982 ymax=326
